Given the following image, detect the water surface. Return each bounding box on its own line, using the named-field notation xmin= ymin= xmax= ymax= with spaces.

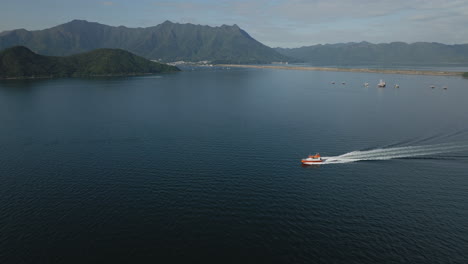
xmin=1 ymin=68 xmax=468 ymax=263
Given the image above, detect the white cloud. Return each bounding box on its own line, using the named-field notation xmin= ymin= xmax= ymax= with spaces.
xmin=225 ymin=0 xmax=468 ymax=47
xmin=108 ymin=0 xmax=468 ymax=46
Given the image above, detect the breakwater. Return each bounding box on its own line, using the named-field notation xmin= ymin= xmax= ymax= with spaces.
xmin=217 ymin=64 xmax=463 ymax=76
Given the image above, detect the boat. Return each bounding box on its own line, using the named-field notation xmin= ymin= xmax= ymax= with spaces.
xmin=430 ymin=85 xmax=435 ymax=89
xmin=443 ymin=86 xmax=448 ymax=90
xmin=394 ymin=84 xmax=399 ymax=88
xmin=301 ymin=153 xmax=323 ymax=165
xmin=331 ymin=81 xmax=335 ymax=84
xmin=378 ymin=79 xmax=386 ymax=87
xmin=364 ymin=82 xmax=369 ymax=87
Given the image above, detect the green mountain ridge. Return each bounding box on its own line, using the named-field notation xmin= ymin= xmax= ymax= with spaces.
xmin=0 ymin=46 xmax=179 ymax=79
xmin=275 ymin=42 xmax=468 ymax=65
xmin=0 ymin=20 xmax=289 ymax=64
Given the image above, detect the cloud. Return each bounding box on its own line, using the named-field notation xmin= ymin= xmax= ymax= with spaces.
xmin=227 ymin=0 xmax=468 ymax=47
xmin=90 ymin=0 xmax=468 ymax=46
xmin=3 ymin=0 xmax=467 ymax=46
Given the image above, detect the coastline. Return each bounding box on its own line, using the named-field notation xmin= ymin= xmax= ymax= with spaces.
xmin=216 ymin=64 xmax=464 ymax=76
xmin=0 ymin=72 xmax=179 ymax=80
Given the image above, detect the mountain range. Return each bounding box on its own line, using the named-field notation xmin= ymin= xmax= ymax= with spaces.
xmin=0 ymin=20 xmax=288 ymax=64
xmin=2 ymin=20 xmax=468 ymax=66
xmin=0 ymin=46 xmax=179 ymax=79
xmin=275 ymin=42 xmax=468 ymax=65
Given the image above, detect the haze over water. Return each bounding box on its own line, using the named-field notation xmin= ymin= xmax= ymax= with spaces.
xmin=1 ymin=68 xmax=468 ymax=263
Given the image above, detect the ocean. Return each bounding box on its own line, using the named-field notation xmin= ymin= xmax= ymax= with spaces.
xmin=1 ymin=67 xmax=467 ymax=263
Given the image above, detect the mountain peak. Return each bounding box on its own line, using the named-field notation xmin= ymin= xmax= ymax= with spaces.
xmin=67 ymin=19 xmax=91 ymax=25
xmin=161 ymin=20 xmax=174 ymax=25
xmin=0 ymin=20 xmax=288 ymax=64
xmin=59 ymin=20 xmax=105 ymax=29
xmin=220 ymin=24 xmax=240 ymax=29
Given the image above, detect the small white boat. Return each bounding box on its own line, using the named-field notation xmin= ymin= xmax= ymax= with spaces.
xmin=364 ymin=82 xmax=369 ymax=87
xmin=394 ymin=84 xmax=399 ymax=88
xmin=378 ymin=79 xmax=386 ymax=87
xmin=301 ymin=153 xmax=323 ymax=165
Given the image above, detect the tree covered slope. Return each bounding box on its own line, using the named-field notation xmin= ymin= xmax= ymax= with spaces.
xmin=0 ymin=20 xmax=289 ymax=64
xmin=0 ymin=46 xmax=179 ymax=79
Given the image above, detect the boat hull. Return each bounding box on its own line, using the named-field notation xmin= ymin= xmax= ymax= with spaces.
xmin=301 ymin=159 xmax=323 ymax=165
xmin=302 ymin=162 xmax=323 ymax=165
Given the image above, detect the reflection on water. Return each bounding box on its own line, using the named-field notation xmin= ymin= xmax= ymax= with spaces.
xmin=1 ymin=68 xmax=468 ymax=263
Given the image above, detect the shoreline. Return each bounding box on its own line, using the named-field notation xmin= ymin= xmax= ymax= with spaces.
xmin=0 ymin=72 xmax=179 ymax=80
xmin=216 ymin=64 xmax=464 ymax=76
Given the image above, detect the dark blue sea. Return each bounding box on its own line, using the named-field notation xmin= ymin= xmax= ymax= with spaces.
xmin=1 ymin=67 xmax=468 ymax=263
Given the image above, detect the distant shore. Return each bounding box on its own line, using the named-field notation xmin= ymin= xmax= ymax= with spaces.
xmin=217 ymin=64 xmax=464 ymax=76
xmin=0 ymin=72 xmax=168 ymax=80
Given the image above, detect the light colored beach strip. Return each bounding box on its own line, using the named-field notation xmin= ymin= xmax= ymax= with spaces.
xmin=217 ymin=64 xmax=463 ymax=76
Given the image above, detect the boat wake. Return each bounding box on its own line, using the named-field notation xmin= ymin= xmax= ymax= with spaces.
xmin=321 ymin=142 xmax=468 ymax=164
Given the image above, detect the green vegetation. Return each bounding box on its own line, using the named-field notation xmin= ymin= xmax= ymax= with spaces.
xmin=0 ymin=20 xmax=289 ymax=64
xmin=0 ymin=46 xmax=179 ymax=79
xmin=463 ymin=72 xmax=468 ymax=78
xmin=275 ymin=42 xmax=468 ymax=65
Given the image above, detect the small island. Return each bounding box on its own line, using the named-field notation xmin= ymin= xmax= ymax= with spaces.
xmin=0 ymin=46 xmax=180 ymax=79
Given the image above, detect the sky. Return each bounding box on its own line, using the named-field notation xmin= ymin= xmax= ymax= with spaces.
xmin=1 ymin=0 xmax=468 ymax=48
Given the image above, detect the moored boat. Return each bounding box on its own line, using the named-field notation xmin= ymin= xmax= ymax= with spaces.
xmin=378 ymin=79 xmax=386 ymax=87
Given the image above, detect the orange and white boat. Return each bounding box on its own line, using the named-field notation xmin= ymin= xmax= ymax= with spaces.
xmin=301 ymin=153 xmax=323 ymax=165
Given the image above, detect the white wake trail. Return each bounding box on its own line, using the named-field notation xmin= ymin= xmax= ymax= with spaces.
xmin=340 ymin=144 xmax=462 ymax=159
xmin=321 ymin=142 xmax=468 ymax=164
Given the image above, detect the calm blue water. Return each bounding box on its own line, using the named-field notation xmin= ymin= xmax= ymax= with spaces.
xmin=1 ymin=68 xmax=468 ymax=263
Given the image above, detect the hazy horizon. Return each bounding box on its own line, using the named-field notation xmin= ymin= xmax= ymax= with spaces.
xmin=1 ymin=19 xmax=467 ymax=50
xmin=1 ymin=0 xmax=468 ymax=48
